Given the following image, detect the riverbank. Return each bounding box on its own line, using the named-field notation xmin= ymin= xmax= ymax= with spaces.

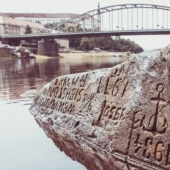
xmin=35 ymin=51 xmax=132 ymax=60
xmin=61 ymin=51 xmax=129 ymax=57
xmin=0 ymin=48 xmax=132 ymax=62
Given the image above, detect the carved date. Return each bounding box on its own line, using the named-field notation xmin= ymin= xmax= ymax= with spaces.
xmin=132 ymin=133 xmax=170 ymax=166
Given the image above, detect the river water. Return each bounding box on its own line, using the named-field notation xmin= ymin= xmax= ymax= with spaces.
xmin=0 ymin=55 xmax=124 ymax=170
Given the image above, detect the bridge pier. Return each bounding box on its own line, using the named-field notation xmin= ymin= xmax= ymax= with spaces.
xmin=37 ymin=39 xmax=59 ymax=56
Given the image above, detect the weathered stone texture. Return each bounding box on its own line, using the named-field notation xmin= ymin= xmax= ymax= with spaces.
xmin=30 ymin=45 xmax=170 ymax=170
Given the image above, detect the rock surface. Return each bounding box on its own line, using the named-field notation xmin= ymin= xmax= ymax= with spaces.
xmin=30 ymin=46 xmax=170 ymax=170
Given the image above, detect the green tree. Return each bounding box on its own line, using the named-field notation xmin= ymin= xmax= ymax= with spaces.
xmin=25 ymin=24 xmax=32 ymax=34
xmin=80 ymin=37 xmax=91 ymax=51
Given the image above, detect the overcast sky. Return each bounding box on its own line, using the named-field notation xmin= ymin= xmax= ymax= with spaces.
xmin=1 ymin=0 xmax=170 ymax=50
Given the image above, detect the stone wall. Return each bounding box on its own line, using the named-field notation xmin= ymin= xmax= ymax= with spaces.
xmin=30 ymin=45 xmax=170 ymax=170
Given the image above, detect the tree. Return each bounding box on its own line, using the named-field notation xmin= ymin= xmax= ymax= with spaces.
xmin=25 ymin=24 xmax=32 ymax=34
xmin=80 ymin=38 xmax=91 ymax=51
xmin=133 ymin=45 xmax=143 ymax=53
xmin=69 ymin=36 xmax=143 ymax=53
xmin=69 ymin=38 xmax=81 ymax=48
xmin=36 ymin=20 xmax=41 ymax=24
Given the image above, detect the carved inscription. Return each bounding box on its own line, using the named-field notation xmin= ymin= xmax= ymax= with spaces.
xmin=144 ymin=84 xmax=167 ymax=133
xmin=98 ymin=100 xmax=125 ymax=130
xmin=81 ymin=94 xmax=94 ymax=112
xmin=35 ymin=69 xmax=129 ymax=121
xmin=36 ymin=97 xmax=75 ymax=114
xmin=51 ymin=76 xmax=87 ymax=99
xmin=129 ymin=84 xmax=169 ymax=168
xmin=102 ymin=104 xmax=124 ymax=121
xmin=133 ymin=133 xmax=170 ymax=166
xmin=105 ymin=77 xmax=128 ymax=97
xmin=112 ymin=65 xmax=125 ymax=77
xmin=96 ymin=66 xmax=129 ymax=98
xmin=46 ymin=86 xmax=84 ymax=101
xmin=97 ymin=77 xmax=109 ymax=94
xmin=54 ymin=74 xmax=89 ymax=88
xmin=133 ymin=84 xmax=167 ymax=133
xmin=35 ymin=74 xmax=89 ymax=115
xmin=95 ymin=66 xmax=129 ymax=130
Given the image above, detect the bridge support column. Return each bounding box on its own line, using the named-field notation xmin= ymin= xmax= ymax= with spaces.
xmin=37 ymin=39 xmax=59 ymax=56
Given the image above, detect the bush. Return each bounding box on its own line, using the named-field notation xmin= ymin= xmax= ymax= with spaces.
xmin=80 ymin=38 xmax=91 ymax=51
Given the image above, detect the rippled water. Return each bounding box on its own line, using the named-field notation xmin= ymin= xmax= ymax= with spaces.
xmin=0 ymin=55 xmax=124 ymax=170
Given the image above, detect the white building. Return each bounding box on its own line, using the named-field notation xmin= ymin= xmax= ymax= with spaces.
xmin=75 ymin=14 xmax=99 ymax=30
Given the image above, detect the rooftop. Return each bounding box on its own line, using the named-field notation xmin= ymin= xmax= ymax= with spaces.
xmin=0 ymin=13 xmax=79 ymax=18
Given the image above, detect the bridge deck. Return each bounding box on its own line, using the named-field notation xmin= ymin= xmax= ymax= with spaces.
xmin=1 ymin=29 xmax=170 ymax=40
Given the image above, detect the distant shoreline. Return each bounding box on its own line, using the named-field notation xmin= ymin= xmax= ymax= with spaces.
xmin=35 ymin=51 xmax=131 ymax=60
xmin=0 ymin=48 xmax=132 ymax=60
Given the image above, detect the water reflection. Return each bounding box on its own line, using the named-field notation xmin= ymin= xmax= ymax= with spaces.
xmin=0 ymin=56 xmax=123 ymax=100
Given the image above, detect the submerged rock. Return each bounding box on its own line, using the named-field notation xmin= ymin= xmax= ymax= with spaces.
xmin=30 ymin=46 xmax=170 ymax=170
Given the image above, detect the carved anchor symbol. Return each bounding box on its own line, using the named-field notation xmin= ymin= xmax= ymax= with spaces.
xmin=144 ymin=84 xmax=167 ymax=133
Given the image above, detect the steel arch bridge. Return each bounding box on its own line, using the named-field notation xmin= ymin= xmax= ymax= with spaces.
xmin=3 ymin=3 xmax=170 ymax=40
xmin=54 ymin=3 xmax=170 ymax=33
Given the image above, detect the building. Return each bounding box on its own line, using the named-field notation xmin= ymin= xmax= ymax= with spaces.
xmin=0 ymin=13 xmax=99 ymax=30
xmin=76 ymin=14 xmax=99 ymax=30
xmin=0 ymin=13 xmax=78 ymax=25
xmin=0 ymin=16 xmax=46 ymax=36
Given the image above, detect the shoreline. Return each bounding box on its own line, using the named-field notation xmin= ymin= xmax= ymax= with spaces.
xmin=36 ymin=51 xmax=131 ymax=59
xmin=0 ymin=50 xmax=131 ymax=60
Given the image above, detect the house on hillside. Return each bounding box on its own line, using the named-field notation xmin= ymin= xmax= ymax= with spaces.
xmin=0 ymin=16 xmax=46 ymax=36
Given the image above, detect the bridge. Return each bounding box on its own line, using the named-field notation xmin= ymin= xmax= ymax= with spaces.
xmin=2 ymin=3 xmax=170 ymax=41
xmin=2 ymin=29 xmax=170 ymax=41
xmin=1 ymin=3 xmax=170 ymax=56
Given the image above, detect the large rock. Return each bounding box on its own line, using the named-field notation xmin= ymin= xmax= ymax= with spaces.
xmin=30 ymin=46 xmax=170 ymax=170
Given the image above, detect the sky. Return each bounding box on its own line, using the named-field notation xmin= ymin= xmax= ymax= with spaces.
xmin=0 ymin=0 xmax=170 ymax=50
